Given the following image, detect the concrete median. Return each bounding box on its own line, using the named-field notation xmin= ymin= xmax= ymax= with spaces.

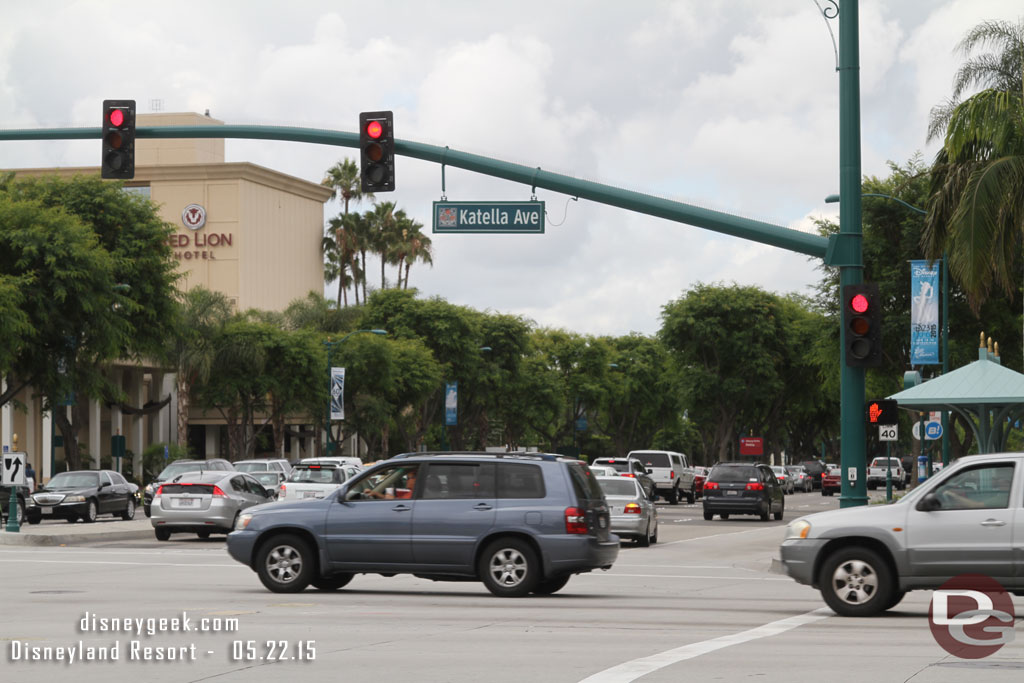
xmin=0 ymin=516 xmax=154 ymax=546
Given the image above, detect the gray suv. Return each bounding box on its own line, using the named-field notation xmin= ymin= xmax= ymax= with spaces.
xmin=226 ymin=452 xmax=619 ymax=597
xmin=780 ymin=452 xmax=1023 ymax=616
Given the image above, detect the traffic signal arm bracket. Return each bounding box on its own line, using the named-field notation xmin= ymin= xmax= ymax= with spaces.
xmin=825 ymin=233 xmax=861 ymax=267
xmin=1 ymin=123 xmax=829 ymax=259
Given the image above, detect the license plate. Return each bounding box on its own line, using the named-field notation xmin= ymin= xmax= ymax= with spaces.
xmin=302 ymin=491 xmax=319 ymax=499
xmin=41 ymin=506 xmax=53 ymax=514
xmin=176 ymin=498 xmax=196 ymax=507
xmin=725 ymin=490 xmax=739 ymax=496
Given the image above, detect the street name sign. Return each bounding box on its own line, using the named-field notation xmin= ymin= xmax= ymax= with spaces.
xmin=433 ymin=201 xmax=545 ymax=234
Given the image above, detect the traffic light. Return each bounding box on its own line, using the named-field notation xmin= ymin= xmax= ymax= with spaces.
xmin=843 ymin=282 xmax=882 ymax=367
xmin=866 ymin=399 xmax=899 ymax=425
xmin=101 ymin=99 xmax=136 ymax=179
xmin=359 ymin=111 xmax=395 ymax=192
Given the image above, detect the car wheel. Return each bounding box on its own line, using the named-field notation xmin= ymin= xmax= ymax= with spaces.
xmin=311 ymin=573 xmax=354 ymax=591
xmin=532 ymin=574 xmax=571 ymax=595
xmin=27 ymin=511 xmax=41 ymax=525
xmin=66 ymin=515 xmax=79 ymax=523
xmin=650 ymin=520 xmax=658 ymax=544
xmin=257 ymin=534 xmax=314 ymax=593
xmin=83 ymin=500 xmax=98 ymax=523
xmin=703 ymin=509 xmax=713 ymax=521
xmin=720 ymin=513 xmax=729 ymax=520
xmin=667 ymin=487 xmax=678 ymax=505
xmin=883 ymin=589 xmax=907 ymax=611
xmin=121 ymin=498 xmax=136 ymax=521
xmin=637 ymin=522 xmax=651 ymax=547
xmin=774 ymin=503 xmax=784 ymax=521
xmin=686 ymin=485 xmax=696 ymax=504
xmin=479 ymin=537 xmax=540 ymax=597
xmin=154 ymin=528 xmax=171 ymax=541
xmin=197 ymin=531 xmax=211 ymax=539
xmin=144 ymin=505 xmax=151 ymax=518
xmin=818 ymin=546 xmax=894 ymax=617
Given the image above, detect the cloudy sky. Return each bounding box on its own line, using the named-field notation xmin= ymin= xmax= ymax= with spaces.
xmin=2 ymin=0 xmax=1020 ymax=336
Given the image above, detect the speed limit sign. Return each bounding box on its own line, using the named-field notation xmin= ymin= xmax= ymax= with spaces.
xmin=879 ymin=425 xmax=898 ymax=441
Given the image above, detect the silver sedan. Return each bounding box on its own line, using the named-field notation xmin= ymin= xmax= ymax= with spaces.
xmin=596 ymin=476 xmax=658 ymax=547
xmin=151 ymin=471 xmax=274 ymax=541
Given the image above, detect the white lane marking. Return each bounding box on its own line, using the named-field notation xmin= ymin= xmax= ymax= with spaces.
xmin=583 ymin=573 xmax=789 ymax=581
xmin=659 ymin=527 xmax=779 ymax=546
xmin=577 ymin=608 xmax=831 ymax=683
xmin=0 ymin=558 xmax=238 ymax=568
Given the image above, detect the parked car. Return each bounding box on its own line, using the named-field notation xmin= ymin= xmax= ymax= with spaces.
xmin=143 ymin=458 xmax=235 ymax=517
xmin=0 ymin=483 xmax=30 ymax=525
xmin=798 ymin=460 xmax=826 ymax=490
xmin=596 ymin=476 xmax=658 ymax=546
xmin=591 ymin=457 xmax=656 ymax=501
xmin=251 ymin=471 xmax=287 ymax=500
xmin=27 ymin=470 xmax=138 ymax=524
xmin=786 ymin=465 xmax=814 ymax=493
xmin=820 ymin=466 xmax=841 ymax=496
xmin=278 ymin=462 xmax=360 ymax=501
xmin=627 ymin=450 xmax=697 ymax=504
xmin=151 ymin=470 xmax=274 ymax=541
xmin=300 ymin=456 xmax=363 ymax=469
xmin=693 ymin=467 xmax=709 ymax=499
xmin=226 ymin=452 xmax=619 ymax=596
xmin=702 ymin=462 xmax=785 ymax=521
xmin=780 ymin=452 xmax=1023 ymax=617
xmin=771 ymin=466 xmax=795 ymax=494
xmin=235 ymin=458 xmax=292 ymax=475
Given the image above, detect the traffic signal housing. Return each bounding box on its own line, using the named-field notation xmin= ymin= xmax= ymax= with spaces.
xmin=359 ymin=111 xmax=395 ymax=192
xmin=843 ymin=282 xmax=882 ymax=368
xmin=101 ymin=100 xmax=136 ymax=179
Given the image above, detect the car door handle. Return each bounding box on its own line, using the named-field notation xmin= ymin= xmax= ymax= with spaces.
xmin=391 ymin=504 xmax=412 ymax=512
xmin=981 ymin=519 xmax=1006 ymax=527
xmin=473 ymin=503 xmax=493 ymax=511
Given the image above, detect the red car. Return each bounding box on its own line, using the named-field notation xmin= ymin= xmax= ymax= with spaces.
xmin=693 ymin=467 xmax=708 ymax=499
xmin=821 ymin=467 xmax=841 ymax=496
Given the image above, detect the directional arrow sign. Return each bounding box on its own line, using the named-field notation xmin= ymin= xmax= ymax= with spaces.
xmin=2 ymin=452 xmax=27 ymax=485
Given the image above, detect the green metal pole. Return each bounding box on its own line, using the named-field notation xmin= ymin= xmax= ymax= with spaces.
xmin=941 ymin=254 xmax=950 ymax=466
xmin=838 ymin=0 xmax=868 ymax=507
xmin=325 ymin=342 xmax=335 ymax=456
xmin=885 ymin=442 xmax=892 ymax=503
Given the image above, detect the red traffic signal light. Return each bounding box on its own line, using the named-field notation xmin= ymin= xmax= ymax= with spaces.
xmin=866 ymin=399 xmax=899 ymax=425
xmin=101 ymin=99 xmax=136 ymax=179
xmin=359 ymin=111 xmax=394 ymax=192
xmin=843 ymin=282 xmax=882 ymax=368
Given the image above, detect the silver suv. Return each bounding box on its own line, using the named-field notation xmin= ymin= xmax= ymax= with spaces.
xmin=780 ymin=452 xmax=1023 ymax=616
xmin=227 ymin=452 xmax=619 ymax=597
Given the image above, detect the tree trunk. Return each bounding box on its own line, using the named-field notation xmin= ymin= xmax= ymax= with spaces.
xmin=176 ymin=373 xmax=191 ymax=447
xmin=361 ymin=250 xmax=368 ymax=302
xmin=404 ymin=262 xmax=411 ymax=290
xmin=54 ymin=403 xmax=84 ymax=471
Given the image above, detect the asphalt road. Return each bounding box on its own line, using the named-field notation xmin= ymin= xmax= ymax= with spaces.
xmin=2 ymin=490 xmax=1022 ymax=682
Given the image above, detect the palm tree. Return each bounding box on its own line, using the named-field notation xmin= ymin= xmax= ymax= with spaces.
xmin=401 ymin=221 xmax=433 ymax=290
xmin=922 ymin=18 xmax=1024 ymax=313
xmin=322 ymin=158 xmax=373 ymax=306
xmin=368 ymin=201 xmax=399 ymax=289
xmin=167 ymin=287 xmax=233 ymax=447
xmin=321 ymin=158 xmax=372 ymax=214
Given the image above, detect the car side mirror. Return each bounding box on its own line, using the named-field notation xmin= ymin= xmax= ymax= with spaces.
xmin=646 ymin=468 xmax=653 ymax=475
xmin=99 ymin=481 xmax=110 ymax=489
xmin=918 ymin=492 xmax=942 ymax=512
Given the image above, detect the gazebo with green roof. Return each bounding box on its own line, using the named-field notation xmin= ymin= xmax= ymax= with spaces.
xmin=887 ymin=335 xmax=1024 ymax=454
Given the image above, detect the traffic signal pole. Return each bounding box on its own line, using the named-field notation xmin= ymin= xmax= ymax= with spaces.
xmin=836 ymin=1 xmax=868 ymax=507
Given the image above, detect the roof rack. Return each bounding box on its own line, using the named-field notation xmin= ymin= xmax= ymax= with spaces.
xmin=389 ymin=451 xmax=561 ymax=462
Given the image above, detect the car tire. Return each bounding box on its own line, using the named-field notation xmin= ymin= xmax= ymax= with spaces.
xmin=532 ymin=574 xmax=571 ymax=595
xmin=667 ymin=487 xmax=678 ymax=505
xmin=154 ymin=528 xmax=171 ymax=541
xmin=703 ymin=509 xmax=713 ymax=521
xmin=720 ymin=513 xmax=729 ymax=520
xmin=144 ymin=505 xmax=151 ymax=518
xmin=774 ymin=503 xmax=784 ymax=521
xmin=883 ymin=589 xmax=907 ymax=611
xmin=650 ymin=521 xmax=658 ymax=544
xmin=637 ymin=522 xmax=651 ymax=547
xmin=686 ymin=485 xmax=696 ymax=504
xmin=66 ymin=515 xmax=78 ymax=523
xmin=83 ymin=500 xmax=98 ymax=523
xmin=27 ymin=511 xmax=41 ymax=525
xmin=311 ymin=573 xmax=354 ymax=591
xmin=256 ymin=534 xmax=315 ymax=593
xmin=121 ymin=498 xmax=136 ymax=521
xmin=197 ymin=531 xmax=211 ymax=539
xmin=818 ymin=546 xmax=894 ymax=617
xmin=479 ymin=537 xmax=540 ymax=597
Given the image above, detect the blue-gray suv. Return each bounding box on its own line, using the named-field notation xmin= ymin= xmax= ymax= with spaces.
xmin=226 ymin=452 xmax=619 ymax=597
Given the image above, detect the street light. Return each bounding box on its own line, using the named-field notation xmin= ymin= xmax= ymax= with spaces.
xmin=825 ymin=193 xmax=950 ymax=467
xmin=324 ymin=329 xmax=387 ymax=457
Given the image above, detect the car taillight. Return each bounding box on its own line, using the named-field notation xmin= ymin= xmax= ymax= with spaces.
xmin=670 ymin=471 xmax=676 ymax=478
xmin=279 ymin=484 xmax=287 ymax=497
xmin=745 ymin=482 xmax=764 ymax=491
xmin=211 ymin=486 xmax=228 ymax=497
xmin=704 ymin=481 xmax=719 ymax=491
xmin=564 ymin=507 xmax=588 ymax=534
xmin=621 ymin=473 xmax=636 ymax=478
xmin=624 ymin=503 xmax=641 ymax=514
xmin=155 ymin=485 xmax=164 ymax=496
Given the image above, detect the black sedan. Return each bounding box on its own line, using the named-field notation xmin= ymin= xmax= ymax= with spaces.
xmin=27 ymin=470 xmax=138 ymax=524
xmin=702 ymin=462 xmax=784 ymax=521
xmin=1 ymin=484 xmax=30 ymax=525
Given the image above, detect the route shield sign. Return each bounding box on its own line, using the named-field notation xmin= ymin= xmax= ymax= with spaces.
xmin=433 ymin=201 xmax=545 ymax=234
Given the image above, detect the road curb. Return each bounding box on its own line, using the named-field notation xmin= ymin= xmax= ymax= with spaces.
xmin=0 ymin=528 xmax=154 ymax=546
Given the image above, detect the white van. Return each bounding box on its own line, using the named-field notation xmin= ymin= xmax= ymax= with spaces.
xmin=627 ymin=450 xmax=696 ymax=504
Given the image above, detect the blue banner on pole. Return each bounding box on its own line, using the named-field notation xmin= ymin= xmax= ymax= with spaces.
xmin=330 ymin=367 xmax=346 ymax=421
xmin=445 ymin=382 xmax=458 ymax=426
xmin=910 ymin=260 xmax=939 ymax=365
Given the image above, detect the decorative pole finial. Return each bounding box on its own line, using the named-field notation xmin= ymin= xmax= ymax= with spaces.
xmin=980 ymin=331 xmax=985 ymax=348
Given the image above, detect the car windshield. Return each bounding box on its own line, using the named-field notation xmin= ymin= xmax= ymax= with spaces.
xmin=772 ymin=467 xmax=785 ymax=474
xmin=597 ymin=478 xmax=639 ymax=497
xmin=710 ymin=466 xmax=758 ymax=483
xmin=634 ymin=453 xmax=670 ymax=468
xmin=47 ymin=472 xmax=99 ymax=488
xmin=253 ymin=473 xmax=280 ymax=486
xmin=595 ymin=460 xmax=631 ymax=473
xmin=288 ymin=466 xmax=341 ymax=484
xmin=157 ymin=462 xmax=207 ymax=479
xmin=235 ymin=462 xmax=269 ymax=472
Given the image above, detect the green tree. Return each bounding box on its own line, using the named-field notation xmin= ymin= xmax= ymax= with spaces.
xmin=923 ymin=18 xmax=1024 ymax=312
xmin=322 ymin=158 xmax=372 ymax=306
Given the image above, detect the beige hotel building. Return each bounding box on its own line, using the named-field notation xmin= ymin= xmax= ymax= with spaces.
xmin=2 ymin=112 xmax=334 ymax=481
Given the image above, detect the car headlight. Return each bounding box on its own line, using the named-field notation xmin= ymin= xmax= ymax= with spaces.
xmin=786 ymin=519 xmax=811 ymax=540
xmin=64 ymin=495 xmax=86 ymax=503
xmin=235 ymin=513 xmax=253 ymax=531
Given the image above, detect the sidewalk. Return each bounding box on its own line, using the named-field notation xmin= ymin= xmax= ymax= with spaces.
xmin=0 ymin=515 xmax=154 ymax=546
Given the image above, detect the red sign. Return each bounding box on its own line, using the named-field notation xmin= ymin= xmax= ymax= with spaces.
xmin=739 ymin=437 xmax=764 ymax=456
